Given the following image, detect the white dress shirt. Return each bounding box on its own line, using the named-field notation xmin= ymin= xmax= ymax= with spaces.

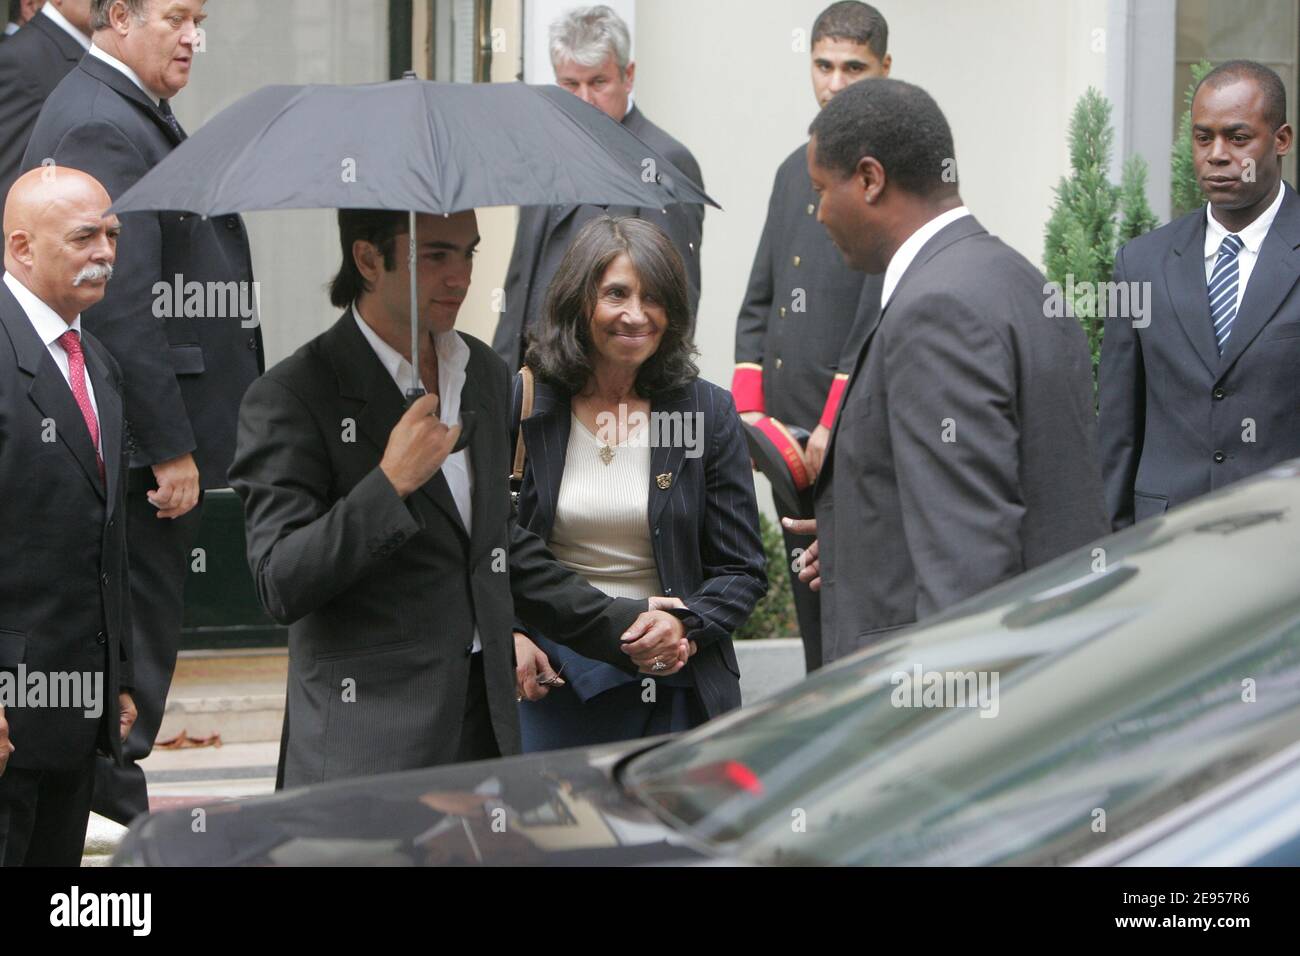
xmin=880 ymin=205 xmax=972 ymax=310
xmin=88 ymin=42 xmax=160 ymax=106
xmin=352 ymin=305 xmax=480 ymax=652
xmin=4 ymin=272 xmax=101 ymax=455
xmin=41 ymin=4 xmax=91 ymax=49
xmin=1204 ymin=182 xmax=1285 ymax=315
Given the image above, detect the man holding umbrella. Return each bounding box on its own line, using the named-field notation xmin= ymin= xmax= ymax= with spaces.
xmin=229 ymin=209 xmax=695 ymax=785
xmin=20 ymin=0 xmax=261 ymax=824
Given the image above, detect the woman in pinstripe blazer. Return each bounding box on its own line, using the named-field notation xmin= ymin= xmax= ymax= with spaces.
xmin=511 ymin=216 xmax=767 ymax=752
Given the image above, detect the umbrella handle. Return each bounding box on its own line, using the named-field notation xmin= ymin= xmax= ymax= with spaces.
xmin=403 ymin=390 xmax=475 ymax=454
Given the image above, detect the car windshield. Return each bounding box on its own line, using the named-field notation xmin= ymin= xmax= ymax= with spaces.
xmin=622 ymin=468 xmax=1300 ymax=865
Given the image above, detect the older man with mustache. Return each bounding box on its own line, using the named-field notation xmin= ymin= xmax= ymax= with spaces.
xmin=0 ymin=166 xmax=135 ymax=866
xmin=22 ymin=0 xmax=262 ymax=825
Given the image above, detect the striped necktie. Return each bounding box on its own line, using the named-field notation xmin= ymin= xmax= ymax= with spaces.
xmin=1209 ymin=233 xmax=1244 ymax=354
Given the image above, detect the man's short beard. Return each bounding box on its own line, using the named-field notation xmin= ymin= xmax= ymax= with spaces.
xmin=72 ymin=263 xmax=114 ymax=286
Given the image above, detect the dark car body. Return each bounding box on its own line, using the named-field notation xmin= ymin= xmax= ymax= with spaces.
xmin=115 ymin=461 xmax=1300 ymax=866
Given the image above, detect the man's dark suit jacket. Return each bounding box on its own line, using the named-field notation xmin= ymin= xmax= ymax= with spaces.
xmin=22 ymin=55 xmax=263 ymax=487
xmin=512 ymin=376 xmax=767 ymax=718
xmin=734 ymin=142 xmax=880 ymax=431
xmin=228 ymin=314 xmax=648 ymax=786
xmin=492 ymin=104 xmax=705 ymax=369
xmin=816 ymin=215 xmax=1109 ymax=663
xmin=1099 ymin=184 xmax=1300 ymax=529
xmin=0 ymin=9 xmax=84 ymax=205
xmin=0 ymin=282 xmax=132 ymax=770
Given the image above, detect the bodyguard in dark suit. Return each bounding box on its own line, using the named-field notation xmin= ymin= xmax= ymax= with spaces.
xmin=790 ymin=80 xmax=1108 ymax=664
xmin=0 ymin=167 xmax=134 ymax=866
xmin=21 ymin=0 xmax=262 ymax=824
xmin=491 ymin=4 xmax=704 ymax=369
xmin=230 ymin=209 xmax=690 ymax=787
xmin=0 ymin=0 xmax=91 ymax=205
xmin=1100 ymin=61 xmax=1300 ymax=529
xmin=733 ymin=1 xmax=890 ymax=672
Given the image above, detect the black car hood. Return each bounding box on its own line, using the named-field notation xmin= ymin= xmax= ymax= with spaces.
xmin=112 ymin=738 xmax=716 ymax=866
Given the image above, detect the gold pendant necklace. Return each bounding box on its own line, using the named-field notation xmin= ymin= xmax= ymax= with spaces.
xmin=599 ymin=444 xmax=615 ymax=465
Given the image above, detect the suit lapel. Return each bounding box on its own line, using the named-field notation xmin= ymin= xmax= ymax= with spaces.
xmin=0 ymin=292 xmax=105 ymax=498
xmin=84 ymin=341 xmax=122 ymax=510
xmin=328 ymin=314 xmax=469 ymax=544
xmin=78 ymin=55 xmax=181 ymax=146
xmin=463 ymin=345 xmax=495 ymax=560
xmin=817 ymin=302 xmax=886 ymax=494
xmin=520 ymin=383 xmax=571 ymax=535
xmin=31 ymin=12 xmax=86 ymax=63
xmin=648 ymin=388 xmax=692 ymax=527
xmin=1219 ymin=186 xmax=1300 ymax=373
xmin=1163 ymin=212 xmax=1219 ymax=376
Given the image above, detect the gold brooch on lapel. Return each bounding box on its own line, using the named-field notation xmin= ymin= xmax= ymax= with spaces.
xmin=656 ymin=472 xmax=673 ymax=490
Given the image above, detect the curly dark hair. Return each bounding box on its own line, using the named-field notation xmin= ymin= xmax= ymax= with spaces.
xmin=525 ymin=215 xmax=698 ymax=398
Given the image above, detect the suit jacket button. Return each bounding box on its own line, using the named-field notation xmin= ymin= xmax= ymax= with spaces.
xmin=101 ymin=572 xmax=109 ymax=586
xmin=1214 ymin=450 xmax=1226 ymax=463
xmin=664 ymin=587 xmax=672 ymax=595
xmin=96 ymin=631 xmax=107 ymax=645
xmin=1212 ymin=387 xmax=1226 ymax=400
xmin=464 ymin=643 xmax=474 ymax=656
xmin=792 ymin=255 xmax=801 ymax=267
xmin=226 ymin=219 xmax=240 ymax=232
xmin=776 ymin=358 xmax=783 ymax=369
xmin=247 ymin=336 xmax=258 ymax=350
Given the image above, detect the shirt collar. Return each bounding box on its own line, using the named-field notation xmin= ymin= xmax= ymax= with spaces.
xmin=1205 ymin=182 xmax=1286 ymax=258
xmin=881 ymin=205 xmax=972 ymax=309
xmin=88 ymin=42 xmax=161 ymax=106
xmin=41 ymin=4 xmax=92 ymax=50
xmin=351 ymin=303 xmax=468 ymax=394
xmin=3 ymin=272 xmax=82 ymax=347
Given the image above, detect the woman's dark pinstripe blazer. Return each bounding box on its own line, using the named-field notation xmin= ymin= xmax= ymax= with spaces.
xmin=511 ymin=374 xmax=767 ymax=718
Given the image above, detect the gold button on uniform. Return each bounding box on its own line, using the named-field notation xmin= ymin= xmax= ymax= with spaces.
xmin=776 ymin=358 xmax=783 ymax=369
xmin=792 ymin=255 xmax=801 ymax=267
xmin=779 ymin=307 xmax=786 ymax=317
xmin=806 ymin=203 xmax=815 ymax=215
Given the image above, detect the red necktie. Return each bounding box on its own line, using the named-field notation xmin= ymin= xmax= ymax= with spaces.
xmin=56 ymin=330 xmax=105 ymax=483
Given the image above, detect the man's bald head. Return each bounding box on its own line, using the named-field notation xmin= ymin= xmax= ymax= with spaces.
xmin=4 ymin=165 xmax=120 ymax=322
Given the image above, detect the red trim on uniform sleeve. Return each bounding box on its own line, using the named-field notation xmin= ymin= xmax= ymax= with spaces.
xmin=819 ymin=374 xmax=850 ymax=430
xmin=755 ymin=416 xmax=811 ymax=491
xmin=731 ymin=363 xmax=765 ymax=415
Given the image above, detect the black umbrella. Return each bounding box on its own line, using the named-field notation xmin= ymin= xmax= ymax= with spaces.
xmin=111 ymin=76 xmax=718 ymax=402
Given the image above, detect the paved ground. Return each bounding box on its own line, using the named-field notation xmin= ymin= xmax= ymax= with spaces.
xmin=83 ymin=741 xmax=279 ymax=866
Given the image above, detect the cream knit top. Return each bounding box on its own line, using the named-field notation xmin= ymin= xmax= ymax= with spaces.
xmin=548 ymin=413 xmax=662 ymax=601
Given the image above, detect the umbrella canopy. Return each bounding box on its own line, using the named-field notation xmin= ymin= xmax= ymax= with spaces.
xmin=108 ymin=77 xmax=716 ymax=413
xmin=110 ymin=79 xmax=717 ymax=217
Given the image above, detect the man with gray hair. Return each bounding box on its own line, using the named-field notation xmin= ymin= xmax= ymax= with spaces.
xmin=492 ymin=3 xmax=705 ymax=369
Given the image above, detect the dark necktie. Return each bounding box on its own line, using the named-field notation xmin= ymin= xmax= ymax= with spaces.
xmin=157 ymin=98 xmax=185 ymax=140
xmin=56 ymin=330 xmax=105 ymax=482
